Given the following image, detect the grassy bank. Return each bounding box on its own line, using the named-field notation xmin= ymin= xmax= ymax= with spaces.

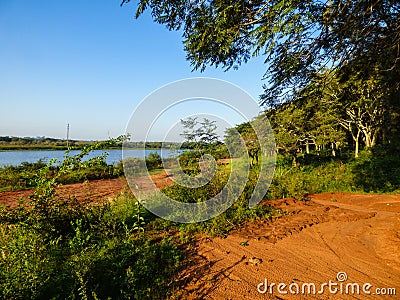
xmin=0 ymin=160 xmax=123 ymax=192
xmin=0 ymin=150 xmax=169 ymax=192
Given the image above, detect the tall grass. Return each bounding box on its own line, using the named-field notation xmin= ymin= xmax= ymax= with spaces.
xmin=0 ymin=196 xmax=183 ymax=299
xmin=268 ymin=160 xmax=356 ymax=199
xmin=267 ymin=148 xmax=400 ymax=200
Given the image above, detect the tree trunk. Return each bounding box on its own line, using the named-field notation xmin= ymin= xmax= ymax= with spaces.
xmin=355 ymin=131 xmax=360 ymax=158
xmin=292 ymin=155 xmax=298 ymax=168
xmin=364 ymin=131 xmax=372 ymax=148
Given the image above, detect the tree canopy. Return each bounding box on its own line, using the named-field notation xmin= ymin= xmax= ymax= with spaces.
xmin=122 ymin=0 xmax=400 ymax=105
xmin=180 ymin=117 xmax=219 ymax=149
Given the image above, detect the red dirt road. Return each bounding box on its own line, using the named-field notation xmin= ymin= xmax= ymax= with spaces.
xmin=0 ymin=171 xmax=174 ymax=208
xmin=176 ymin=193 xmax=400 ymax=299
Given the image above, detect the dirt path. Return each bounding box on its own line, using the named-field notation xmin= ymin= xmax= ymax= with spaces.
xmin=176 ymin=193 xmax=400 ymax=299
xmin=0 ymin=170 xmax=175 ymax=208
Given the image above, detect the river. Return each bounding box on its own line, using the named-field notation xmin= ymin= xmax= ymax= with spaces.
xmin=0 ymin=149 xmax=181 ymax=167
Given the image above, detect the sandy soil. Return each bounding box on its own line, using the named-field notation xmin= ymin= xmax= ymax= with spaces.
xmin=175 ymin=194 xmax=400 ymax=299
xmin=0 ymin=178 xmax=399 ymax=299
xmin=0 ymin=170 xmax=174 ymax=208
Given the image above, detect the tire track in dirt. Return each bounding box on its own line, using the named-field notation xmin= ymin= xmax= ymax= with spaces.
xmin=175 ymin=195 xmax=400 ymax=299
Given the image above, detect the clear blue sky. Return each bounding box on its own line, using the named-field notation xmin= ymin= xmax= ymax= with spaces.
xmin=0 ymin=0 xmax=267 ymax=141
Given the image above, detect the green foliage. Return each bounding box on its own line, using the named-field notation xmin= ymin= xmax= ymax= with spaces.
xmin=262 ymin=67 xmax=398 ymax=182
xmin=176 ymin=151 xmax=203 ymax=176
xmin=160 ymin=160 xmax=281 ymax=236
xmin=0 ymin=136 xmax=127 ymax=150
xmin=163 ymin=163 xmax=229 ymax=203
xmin=265 ymin=150 xmax=400 ymax=199
xmin=266 ymin=89 xmax=345 ymax=159
xmin=180 ymin=117 xmax=220 ymax=151
xmin=145 ymin=152 xmax=162 ymax=170
xmin=0 ymin=221 xmax=183 ymax=299
xmin=122 ymin=0 xmax=400 ymax=105
xmin=224 ymin=122 xmax=263 ymax=166
xmin=121 ymin=152 xmax=164 ymax=177
xmin=0 ymin=160 xmax=47 ymax=192
xmin=0 ymin=141 xmax=183 ymax=300
xmin=120 ymin=157 xmax=146 ymax=177
xmin=351 ymin=146 xmax=400 ymax=193
xmin=267 ymin=155 xmax=356 ymax=199
xmin=0 ymin=157 xmax=123 ymax=192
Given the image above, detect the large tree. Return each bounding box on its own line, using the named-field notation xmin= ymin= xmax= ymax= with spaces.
xmin=121 ymin=0 xmax=400 ymax=105
xmin=180 ymin=117 xmax=219 ymax=149
xmin=297 ymin=66 xmax=399 ymax=158
xmin=265 ymin=93 xmax=345 ymax=164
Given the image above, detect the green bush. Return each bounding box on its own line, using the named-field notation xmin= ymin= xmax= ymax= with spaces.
xmin=120 ymin=153 xmax=163 ymax=178
xmin=145 ymin=152 xmax=162 ymax=170
xmin=0 ymin=158 xmax=123 ymax=192
xmin=0 ymin=160 xmax=48 ymax=191
xmin=176 ymin=151 xmax=202 ymax=176
xmin=268 ymin=159 xmax=356 ymax=199
xmin=0 ymin=142 xmax=183 ymax=300
xmin=267 ymin=147 xmax=400 ymax=199
xmin=159 ymin=161 xmax=280 ymax=236
xmin=0 ymin=220 xmax=183 ymax=299
xmin=351 ymin=146 xmax=400 ymax=192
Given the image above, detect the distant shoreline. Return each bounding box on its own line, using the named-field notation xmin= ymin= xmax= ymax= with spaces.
xmin=0 ymin=146 xmax=149 ymax=151
xmin=0 ymin=146 xmax=123 ymax=151
xmin=0 ymin=136 xmax=181 ymax=151
xmin=0 ymin=146 xmax=179 ymax=151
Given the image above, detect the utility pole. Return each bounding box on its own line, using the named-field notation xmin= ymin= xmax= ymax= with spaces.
xmin=66 ymin=123 xmax=70 ymax=148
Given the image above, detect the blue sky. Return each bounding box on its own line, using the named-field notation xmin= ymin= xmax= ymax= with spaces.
xmin=0 ymin=1 xmax=267 ymax=141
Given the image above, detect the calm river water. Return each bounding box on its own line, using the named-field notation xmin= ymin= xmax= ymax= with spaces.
xmin=0 ymin=149 xmax=181 ymax=167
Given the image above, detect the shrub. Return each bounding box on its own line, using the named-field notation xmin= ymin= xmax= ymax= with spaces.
xmin=268 ymin=158 xmax=356 ymax=199
xmin=160 ymin=160 xmax=280 ymax=236
xmin=0 ymin=141 xmax=183 ymax=299
xmin=351 ymin=146 xmax=400 ymax=192
xmin=146 ymin=152 xmax=162 ymax=170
